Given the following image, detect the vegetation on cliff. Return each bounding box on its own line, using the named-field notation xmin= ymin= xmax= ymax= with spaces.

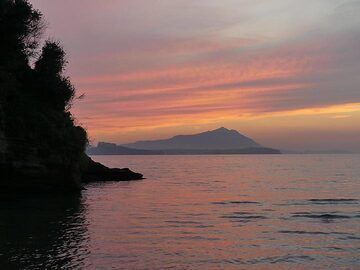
xmin=0 ymin=0 xmax=142 ymax=189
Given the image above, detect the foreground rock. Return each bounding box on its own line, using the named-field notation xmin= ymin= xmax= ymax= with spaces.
xmin=81 ymin=156 xmax=143 ymax=183
xmin=0 ymin=155 xmax=143 ymax=191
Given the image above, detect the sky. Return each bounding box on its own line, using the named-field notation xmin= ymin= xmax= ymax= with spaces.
xmin=30 ymin=0 xmax=360 ymax=151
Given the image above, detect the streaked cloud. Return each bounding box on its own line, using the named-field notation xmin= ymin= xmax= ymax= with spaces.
xmin=31 ymin=0 xmax=360 ymax=150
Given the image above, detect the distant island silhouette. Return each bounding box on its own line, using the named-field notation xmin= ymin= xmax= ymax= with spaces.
xmin=0 ymin=0 xmax=142 ymax=190
xmin=87 ymin=128 xmax=281 ymax=155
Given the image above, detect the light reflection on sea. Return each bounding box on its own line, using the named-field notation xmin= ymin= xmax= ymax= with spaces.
xmin=0 ymin=155 xmax=359 ymax=269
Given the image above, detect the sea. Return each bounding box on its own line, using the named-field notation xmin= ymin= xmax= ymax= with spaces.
xmin=1 ymin=155 xmax=359 ymax=269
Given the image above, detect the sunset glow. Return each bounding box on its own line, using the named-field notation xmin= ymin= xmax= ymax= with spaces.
xmin=2 ymin=1 xmax=360 ymax=268
xmin=31 ymin=0 xmax=360 ymax=151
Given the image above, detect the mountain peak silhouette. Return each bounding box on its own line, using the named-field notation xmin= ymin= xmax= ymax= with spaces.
xmin=124 ymin=127 xmax=261 ymax=150
xmin=213 ymin=127 xmax=230 ymax=132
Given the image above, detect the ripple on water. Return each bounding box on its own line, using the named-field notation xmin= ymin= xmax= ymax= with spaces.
xmin=212 ymin=200 xmax=261 ymax=205
xmin=291 ymin=212 xmax=355 ymax=220
xmin=307 ymin=198 xmax=359 ymax=205
xmin=285 ymin=198 xmax=359 ymax=206
xmin=222 ymin=254 xmax=315 ymax=265
xmin=221 ymin=211 xmax=267 ymax=223
xmin=278 ymin=230 xmax=357 ymax=237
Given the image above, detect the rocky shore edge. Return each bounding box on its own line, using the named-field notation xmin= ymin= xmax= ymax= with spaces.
xmin=0 ymin=155 xmax=143 ymax=192
xmin=82 ymin=155 xmax=144 ymax=183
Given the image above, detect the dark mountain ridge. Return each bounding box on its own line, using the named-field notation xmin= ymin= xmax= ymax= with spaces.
xmin=87 ymin=128 xmax=281 ymax=155
xmin=124 ymin=127 xmax=261 ymax=150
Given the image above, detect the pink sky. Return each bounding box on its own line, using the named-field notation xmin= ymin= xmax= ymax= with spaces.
xmin=31 ymin=0 xmax=360 ymax=151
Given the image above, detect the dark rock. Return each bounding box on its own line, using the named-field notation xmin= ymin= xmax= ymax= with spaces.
xmin=81 ymin=155 xmax=143 ymax=183
xmin=0 ymin=154 xmax=143 ymax=191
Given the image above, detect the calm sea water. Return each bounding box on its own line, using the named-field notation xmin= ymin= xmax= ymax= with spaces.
xmin=1 ymin=155 xmax=359 ymax=269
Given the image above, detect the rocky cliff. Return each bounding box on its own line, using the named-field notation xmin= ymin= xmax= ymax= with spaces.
xmin=0 ymin=0 xmax=142 ymax=191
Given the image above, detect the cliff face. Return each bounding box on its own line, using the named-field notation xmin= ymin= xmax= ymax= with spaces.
xmin=0 ymin=101 xmax=7 ymax=166
xmin=2 ymin=69 xmax=135 ymax=189
xmin=0 ymin=87 xmax=85 ymax=190
xmin=0 ymin=89 xmax=9 ymax=168
xmin=0 ymin=69 xmax=142 ymax=190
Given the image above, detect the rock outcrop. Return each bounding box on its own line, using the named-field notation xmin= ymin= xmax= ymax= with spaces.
xmin=0 ymin=152 xmax=143 ymax=191
xmin=81 ymin=155 xmax=143 ymax=183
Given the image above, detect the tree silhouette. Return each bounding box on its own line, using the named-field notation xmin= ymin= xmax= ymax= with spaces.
xmin=0 ymin=0 xmax=44 ymax=65
xmin=35 ymin=41 xmax=76 ymax=110
xmin=35 ymin=41 xmax=67 ymax=76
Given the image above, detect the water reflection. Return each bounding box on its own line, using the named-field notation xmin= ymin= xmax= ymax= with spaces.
xmin=0 ymin=192 xmax=90 ymax=269
xmin=1 ymin=155 xmax=359 ymax=269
